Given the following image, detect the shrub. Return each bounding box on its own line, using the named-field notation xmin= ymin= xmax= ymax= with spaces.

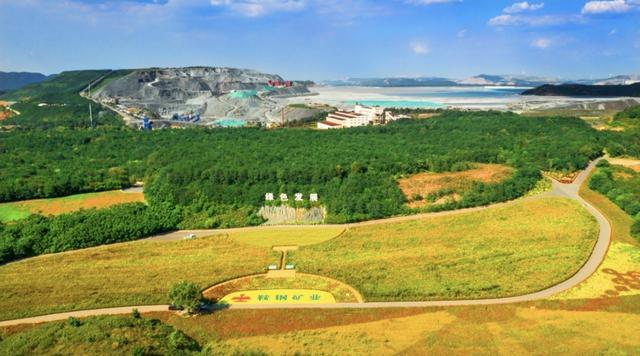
xmin=589 ymin=170 xmax=613 ymax=192
xmin=131 ymin=346 xmax=145 ymax=356
xmin=168 ymin=281 xmax=202 ymax=314
xmin=67 ymin=317 xmax=82 ymax=327
xmin=167 ymin=330 xmax=200 ymax=352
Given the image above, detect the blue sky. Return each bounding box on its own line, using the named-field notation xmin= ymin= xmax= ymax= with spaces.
xmin=0 ymin=0 xmax=638 ymax=80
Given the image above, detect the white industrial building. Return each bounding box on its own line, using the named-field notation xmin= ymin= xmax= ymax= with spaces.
xmin=354 ymin=104 xmax=384 ymax=119
xmin=317 ymin=104 xmax=384 ymax=130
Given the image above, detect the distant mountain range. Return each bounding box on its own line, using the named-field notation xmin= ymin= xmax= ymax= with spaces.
xmin=322 ymin=77 xmax=458 ymax=87
xmin=322 ymin=74 xmax=640 ymax=88
xmin=0 ymin=71 xmax=48 ymax=91
xmin=456 ymin=74 xmax=560 ymax=87
xmin=522 ymin=83 xmax=640 ymax=97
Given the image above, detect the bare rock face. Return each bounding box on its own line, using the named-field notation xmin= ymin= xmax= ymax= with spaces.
xmin=97 ymin=67 xmax=283 ymax=99
xmin=258 ymin=205 xmax=326 ymax=225
xmin=92 ymin=67 xmax=311 ymax=122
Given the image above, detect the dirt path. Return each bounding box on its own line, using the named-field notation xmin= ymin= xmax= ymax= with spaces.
xmin=218 ymin=95 xmax=239 ymax=117
xmin=0 ymin=306 xmax=169 ymax=328
xmin=0 ymin=159 xmax=611 ymax=326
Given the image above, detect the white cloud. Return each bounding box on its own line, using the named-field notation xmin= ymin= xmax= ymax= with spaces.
xmin=609 ymin=28 xmax=618 ymax=35
xmin=582 ymin=0 xmax=637 ymax=14
xmin=209 ymin=0 xmax=387 ymax=19
xmin=530 ymin=38 xmax=551 ymax=49
xmin=210 ymin=0 xmax=307 ymax=17
xmin=488 ymin=13 xmax=582 ymax=26
xmin=488 ymin=14 xmax=514 ymax=26
xmin=410 ymin=40 xmax=430 ymax=55
xmin=503 ymin=2 xmax=544 ymax=14
xmin=488 ymin=1 xmax=582 ymax=27
xmin=457 ymin=29 xmax=467 ymax=38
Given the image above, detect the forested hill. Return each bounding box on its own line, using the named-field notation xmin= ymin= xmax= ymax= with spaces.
xmin=522 ymin=83 xmax=640 ymax=97
xmin=0 ymin=71 xmax=48 ymax=91
xmin=0 ymin=111 xmax=606 ymax=226
xmin=0 ymin=70 xmax=123 ymax=129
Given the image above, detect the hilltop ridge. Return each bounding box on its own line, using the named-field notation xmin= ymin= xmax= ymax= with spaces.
xmin=0 ymin=71 xmax=48 ymax=91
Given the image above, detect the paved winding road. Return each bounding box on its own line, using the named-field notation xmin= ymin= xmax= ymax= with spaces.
xmin=0 ymin=159 xmax=611 ymax=326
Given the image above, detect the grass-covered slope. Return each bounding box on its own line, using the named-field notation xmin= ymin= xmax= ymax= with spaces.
xmin=0 ymin=190 xmax=145 ymax=223
xmin=291 ymin=197 xmax=598 ymax=301
xmin=199 ymin=307 xmax=640 ymax=355
xmin=0 ymin=235 xmax=276 ymax=320
xmin=0 ymin=197 xmax=597 ymax=320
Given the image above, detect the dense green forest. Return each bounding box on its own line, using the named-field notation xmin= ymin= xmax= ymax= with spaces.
xmin=1 ymin=111 xmax=603 ymax=225
xmin=606 ymin=106 xmax=640 ymax=158
xmin=0 ymin=203 xmax=180 ymax=264
xmin=590 ymin=105 xmax=640 ymax=239
xmin=589 ymin=160 xmax=640 ymax=240
xmin=0 ymin=70 xmax=123 ymax=129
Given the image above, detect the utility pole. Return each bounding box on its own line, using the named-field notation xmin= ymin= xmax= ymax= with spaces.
xmin=88 ymin=83 xmax=94 ymax=128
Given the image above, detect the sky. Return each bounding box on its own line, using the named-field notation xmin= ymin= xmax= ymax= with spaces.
xmin=0 ymin=0 xmax=639 ymax=80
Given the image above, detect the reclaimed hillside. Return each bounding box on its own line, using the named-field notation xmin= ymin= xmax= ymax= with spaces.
xmin=0 ymin=70 xmax=122 ymax=129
